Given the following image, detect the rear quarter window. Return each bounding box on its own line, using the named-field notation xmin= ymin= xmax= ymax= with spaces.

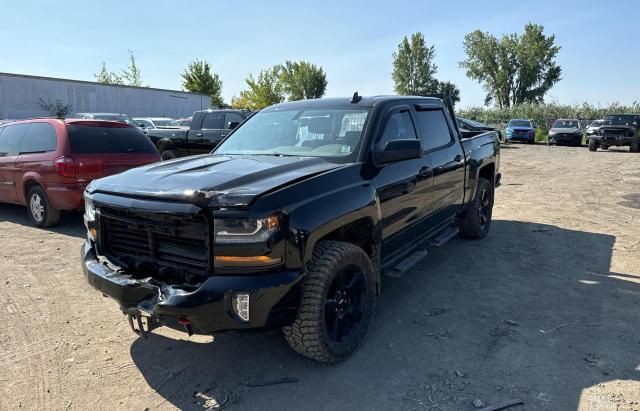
xmin=67 ymin=124 xmax=157 ymax=154
xmin=20 ymin=122 xmax=57 ymax=154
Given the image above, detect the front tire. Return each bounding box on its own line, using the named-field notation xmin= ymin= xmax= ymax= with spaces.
xmin=588 ymin=139 xmax=597 ymax=152
xmin=283 ymin=241 xmax=376 ymax=363
xmin=630 ymin=141 xmax=639 ymax=153
xmin=458 ymin=177 xmax=494 ymax=239
xmin=27 ymin=186 xmax=60 ymax=228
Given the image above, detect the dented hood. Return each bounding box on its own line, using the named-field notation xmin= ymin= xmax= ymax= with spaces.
xmin=88 ymin=154 xmax=345 ymax=207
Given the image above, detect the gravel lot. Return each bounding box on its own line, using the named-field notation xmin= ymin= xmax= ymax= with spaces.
xmin=1 ymin=144 xmax=639 ymax=410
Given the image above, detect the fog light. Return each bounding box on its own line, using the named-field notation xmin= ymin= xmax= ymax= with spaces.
xmin=233 ymin=293 xmax=250 ymax=322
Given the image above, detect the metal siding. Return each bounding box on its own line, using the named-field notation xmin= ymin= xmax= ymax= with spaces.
xmin=0 ymin=73 xmax=211 ymax=119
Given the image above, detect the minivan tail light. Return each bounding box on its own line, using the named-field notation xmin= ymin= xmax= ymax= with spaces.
xmin=54 ymin=156 xmax=76 ymax=178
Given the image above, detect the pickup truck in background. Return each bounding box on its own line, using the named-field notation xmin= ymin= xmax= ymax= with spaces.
xmin=145 ymin=109 xmax=252 ymax=160
xmin=82 ymin=95 xmax=500 ymax=363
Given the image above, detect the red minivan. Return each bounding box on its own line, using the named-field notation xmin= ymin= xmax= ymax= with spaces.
xmin=0 ymin=119 xmax=160 ymax=227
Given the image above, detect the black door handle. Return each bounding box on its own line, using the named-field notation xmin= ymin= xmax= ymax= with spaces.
xmin=419 ymin=166 xmax=432 ymax=177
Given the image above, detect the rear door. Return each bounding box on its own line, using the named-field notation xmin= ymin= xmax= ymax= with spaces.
xmin=66 ymin=122 xmax=160 ymax=185
xmin=0 ymin=123 xmax=29 ymax=203
xmin=191 ymin=111 xmax=224 ymax=154
xmin=414 ymin=103 xmax=466 ymax=225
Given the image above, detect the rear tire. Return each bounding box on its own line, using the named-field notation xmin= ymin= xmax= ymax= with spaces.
xmin=588 ymin=139 xmax=597 ymax=152
xmin=27 ymin=186 xmax=60 ymax=228
xmin=283 ymin=241 xmax=376 ymax=363
xmin=161 ymin=150 xmax=177 ymax=160
xmin=458 ymin=178 xmax=494 ymax=239
xmin=630 ymin=141 xmax=640 ymax=153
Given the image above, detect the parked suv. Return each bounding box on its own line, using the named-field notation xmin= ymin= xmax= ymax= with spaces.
xmin=588 ymin=114 xmax=639 ymax=152
xmin=505 ymin=119 xmax=536 ymax=144
xmin=0 ymin=119 xmax=160 ymax=227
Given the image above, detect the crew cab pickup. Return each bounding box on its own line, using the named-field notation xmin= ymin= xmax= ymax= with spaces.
xmin=82 ymin=95 xmax=501 ymax=363
xmin=145 ymin=109 xmax=252 ymax=160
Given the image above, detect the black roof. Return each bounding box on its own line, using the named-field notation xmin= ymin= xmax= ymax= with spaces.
xmin=263 ymin=95 xmax=443 ymax=111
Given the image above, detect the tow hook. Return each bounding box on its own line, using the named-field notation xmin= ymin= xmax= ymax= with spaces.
xmin=179 ymin=317 xmax=194 ymax=336
xmin=126 ymin=312 xmax=155 ymax=339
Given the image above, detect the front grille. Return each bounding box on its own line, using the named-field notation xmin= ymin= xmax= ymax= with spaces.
xmin=603 ymin=129 xmax=624 ymax=137
xmin=98 ymin=205 xmax=211 ymax=277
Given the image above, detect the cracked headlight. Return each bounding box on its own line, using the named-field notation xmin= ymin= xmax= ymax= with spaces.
xmin=214 ymin=215 xmax=280 ymax=244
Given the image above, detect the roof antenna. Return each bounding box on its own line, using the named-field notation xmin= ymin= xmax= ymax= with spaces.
xmin=351 ymin=91 xmax=362 ymax=104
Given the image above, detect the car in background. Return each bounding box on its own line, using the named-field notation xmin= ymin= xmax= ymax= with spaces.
xmin=169 ymin=117 xmax=193 ymax=128
xmin=457 ymin=117 xmax=503 ymax=142
xmin=586 ymin=120 xmax=603 ymax=139
xmin=505 ymin=119 xmax=535 ymax=144
xmin=133 ymin=117 xmax=175 ymax=131
xmin=588 ymin=114 xmax=639 ymax=152
xmin=70 ymin=113 xmax=140 ymax=128
xmin=146 ymin=109 xmax=252 ymax=160
xmin=0 ymin=119 xmax=160 ymax=227
xmin=547 ymin=119 xmax=582 ymax=146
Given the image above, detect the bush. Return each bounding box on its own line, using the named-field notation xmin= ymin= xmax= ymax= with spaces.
xmin=457 ymin=101 xmax=640 ymax=132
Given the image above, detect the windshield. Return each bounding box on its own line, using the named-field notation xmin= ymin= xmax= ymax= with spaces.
xmin=214 ymin=108 xmax=370 ymax=160
xmin=604 ymin=115 xmax=637 ymax=126
xmin=508 ymin=120 xmax=532 ymax=128
xmin=590 ymin=120 xmax=602 ymax=127
xmin=552 ymin=120 xmax=579 ymax=128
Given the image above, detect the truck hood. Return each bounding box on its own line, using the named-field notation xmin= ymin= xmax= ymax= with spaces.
xmin=88 ymin=154 xmax=346 ymax=207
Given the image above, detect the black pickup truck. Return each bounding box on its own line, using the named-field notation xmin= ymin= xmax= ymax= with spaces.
xmin=81 ymin=95 xmax=501 ymax=363
xmin=146 ymin=109 xmax=252 ymax=160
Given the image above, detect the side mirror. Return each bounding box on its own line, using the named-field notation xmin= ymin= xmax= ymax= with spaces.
xmin=374 ymin=139 xmax=422 ymax=164
xmin=139 ymin=123 xmax=147 ymax=128
xmin=228 ymin=121 xmax=240 ymax=130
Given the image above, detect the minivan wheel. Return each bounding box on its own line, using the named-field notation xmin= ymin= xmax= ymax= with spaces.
xmin=27 ymin=186 xmax=60 ymax=228
xmin=161 ymin=150 xmax=177 ymax=160
xmin=283 ymin=241 xmax=376 ymax=363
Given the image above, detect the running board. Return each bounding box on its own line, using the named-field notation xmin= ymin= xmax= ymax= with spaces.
xmin=382 ymin=224 xmax=459 ymax=278
xmin=430 ymin=226 xmax=460 ymax=247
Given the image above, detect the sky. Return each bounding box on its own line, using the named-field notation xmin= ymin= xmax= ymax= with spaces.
xmin=0 ymin=0 xmax=638 ymax=108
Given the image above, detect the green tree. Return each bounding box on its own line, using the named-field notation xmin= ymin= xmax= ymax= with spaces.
xmin=436 ymin=80 xmax=461 ymax=108
xmin=231 ymin=67 xmax=284 ymax=110
xmin=38 ymin=98 xmax=72 ymax=118
xmin=94 ymin=62 xmax=123 ymax=85
xmin=460 ymin=23 xmax=561 ymax=108
xmin=121 ymin=50 xmax=143 ymax=87
xmin=181 ymin=60 xmax=224 ymax=107
xmin=278 ymin=61 xmax=327 ymax=101
xmin=392 ymin=32 xmax=439 ymax=96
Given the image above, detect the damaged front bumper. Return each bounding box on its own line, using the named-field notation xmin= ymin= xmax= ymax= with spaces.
xmin=81 ymin=241 xmax=304 ymax=335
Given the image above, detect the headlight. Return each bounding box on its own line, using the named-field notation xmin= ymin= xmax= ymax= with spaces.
xmin=84 ymin=195 xmax=96 ymax=222
xmin=214 ymin=215 xmax=280 ymax=244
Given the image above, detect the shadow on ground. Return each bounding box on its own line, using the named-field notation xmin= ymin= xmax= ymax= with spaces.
xmin=0 ymin=203 xmax=85 ymax=238
xmin=129 ymin=220 xmax=640 ymax=410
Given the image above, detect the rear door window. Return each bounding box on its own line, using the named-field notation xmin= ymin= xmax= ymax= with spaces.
xmin=224 ymin=112 xmax=245 ymax=129
xmin=201 ymin=112 xmax=223 ymax=129
xmin=415 ymin=109 xmax=454 ymax=151
xmin=20 ymin=123 xmax=57 ymax=154
xmin=67 ymin=124 xmax=157 ymax=154
xmin=0 ymin=123 xmax=30 ymax=157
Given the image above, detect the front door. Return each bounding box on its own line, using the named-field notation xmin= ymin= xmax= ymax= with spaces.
xmin=373 ymin=105 xmax=434 ymax=259
xmin=191 ymin=111 xmax=224 ymax=154
xmin=0 ymin=123 xmax=29 ymax=204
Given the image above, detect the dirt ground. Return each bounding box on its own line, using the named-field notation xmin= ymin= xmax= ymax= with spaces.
xmin=1 ymin=144 xmax=639 ymax=410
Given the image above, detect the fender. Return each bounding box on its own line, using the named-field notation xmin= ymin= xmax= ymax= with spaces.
xmin=461 ymin=132 xmax=499 ymax=212
xmin=19 ymin=172 xmax=44 ymax=204
xmin=285 ymin=182 xmax=381 ymax=269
